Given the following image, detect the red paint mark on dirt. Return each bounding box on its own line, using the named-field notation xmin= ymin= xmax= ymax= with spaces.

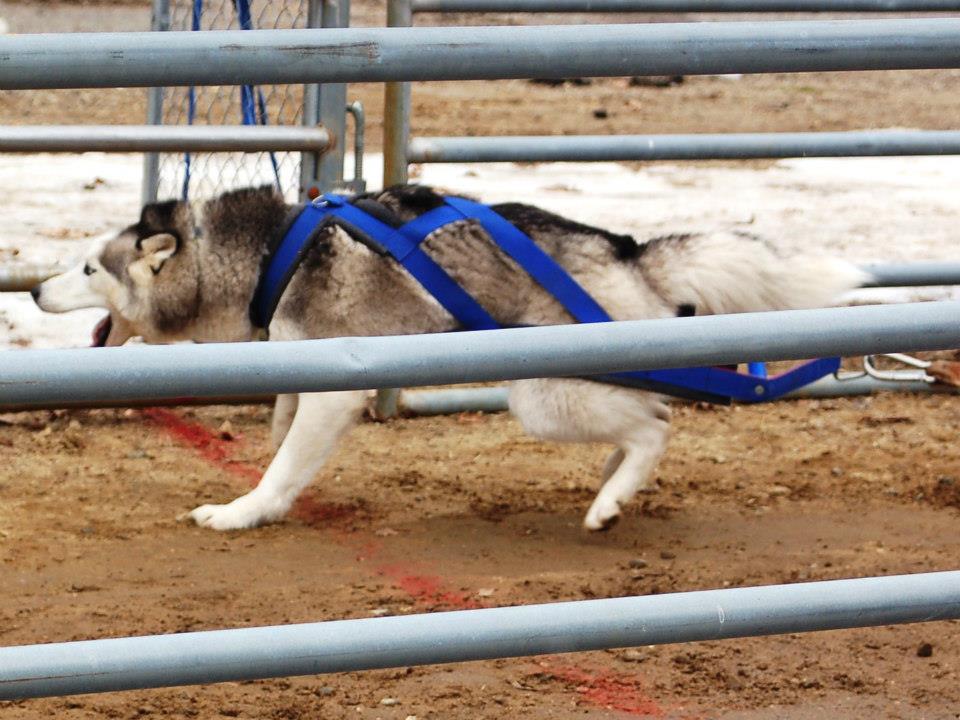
xmin=141 ymin=408 xmax=261 ymax=482
xmin=543 ymin=662 xmax=667 ymax=717
xmin=141 ymin=408 xmax=679 ymax=716
xmin=375 ymin=563 xmax=482 ymax=610
xmin=142 ymin=408 xmax=358 ymax=526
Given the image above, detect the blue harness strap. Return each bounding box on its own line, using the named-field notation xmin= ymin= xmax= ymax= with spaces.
xmin=251 ymin=192 xmax=837 ymax=403
xmin=250 ymin=195 xmax=499 ymax=331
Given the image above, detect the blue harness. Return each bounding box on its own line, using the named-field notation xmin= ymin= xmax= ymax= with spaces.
xmin=250 ymin=194 xmax=839 ymax=404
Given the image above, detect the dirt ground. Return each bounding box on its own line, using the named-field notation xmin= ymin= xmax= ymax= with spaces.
xmin=3 ymin=1 xmax=960 ymax=718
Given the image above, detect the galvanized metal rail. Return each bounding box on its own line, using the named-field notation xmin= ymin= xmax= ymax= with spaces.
xmin=1 ymin=302 xmax=959 ymax=405
xmin=411 ymin=0 xmax=960 ymax=11
xmin=0 ymin=125 xmax=331 ymax=153
xmin=1 ymin=571 xmax=958 ymax=699
xmin=4 ymin=20 xmax=960 ymax=89
xmin=408 ymin=130 xmax=960 ymax=162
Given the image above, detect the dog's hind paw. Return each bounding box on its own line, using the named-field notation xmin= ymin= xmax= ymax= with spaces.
xmin=186 ymin=498 xmax=277 ymax=531
xmin=583 ymin=498 xmax=622 ymax=532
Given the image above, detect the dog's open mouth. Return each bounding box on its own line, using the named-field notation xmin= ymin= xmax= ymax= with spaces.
xmin=91 ymin=313 xmax=112 ymax=347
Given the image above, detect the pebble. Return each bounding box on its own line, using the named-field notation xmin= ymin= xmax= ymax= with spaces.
xmin=592 ymin=108 xmax=609 ymax=119
xmin=380 ymin=697 xmax=399 ymax=706
xmin=917 ymin=642 xmax=934 ymax=658
xmin=218 ymin=420 xmax=235 ymax=441
xmin=660 ymin=550 xmax=676 ymax=560
xmin=622 ymin=648 xmax=645 ymax=662
xmin=628 ymin=558 xmax=648 ymax=569
xmin=318 ymin=686 xmax=335 ymax=696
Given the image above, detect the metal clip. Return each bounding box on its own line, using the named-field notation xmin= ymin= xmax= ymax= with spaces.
xmin=862 ymin=353 xmax=935 ymax=383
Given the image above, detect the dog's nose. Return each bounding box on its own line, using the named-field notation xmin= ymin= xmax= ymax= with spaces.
xmin=29 ymin=285 xmax=40 ymax=302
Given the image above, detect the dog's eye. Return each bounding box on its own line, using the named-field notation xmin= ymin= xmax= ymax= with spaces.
xmin=83 ymin=264 xmax=96 ymax=276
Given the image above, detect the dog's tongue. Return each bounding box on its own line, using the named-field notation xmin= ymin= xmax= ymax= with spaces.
xmin=91 ymin=314 xmax=113 ymax=347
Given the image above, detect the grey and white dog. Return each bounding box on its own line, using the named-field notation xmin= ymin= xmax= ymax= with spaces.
xmin=32 ymin=185 xmax=865 ymax=531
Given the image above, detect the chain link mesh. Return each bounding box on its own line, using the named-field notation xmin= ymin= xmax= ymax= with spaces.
xmin=155 ymin=0 xmax=309 ymax=202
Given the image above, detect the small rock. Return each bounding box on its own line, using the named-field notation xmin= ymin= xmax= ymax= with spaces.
xmin=477 ymin=588 xmax=495 ymax=597
xmin=68 ymin=419 xmax=82 ymax=430
xmin=592 ymin=108 xmax=609 ymax=119
xmin=380 ymin=697 xmax=399 ymax=706
xmin=405 ymin=716 xmax=419 ymax=720
xmin=660 ymin=550 xmax=676 ymax=560
xmin=218 ymin=420 xmax=235 ymax=441
xmin=917 ymin=642 xmax=933 ymax=657
xmin=374 ymin=527 xmax=398 ymax=537
xmin=768 ymin=485 xmax=791 ymax=497
xmin=318 ymin=686 xmax=335 ymax=696
xmin=629 ymin=558 xmax=648 ymax=569
xmin=622 ymin=648 xmax=645 ymax=662
xmin=831 ymin=466 xmax=844 ymax=477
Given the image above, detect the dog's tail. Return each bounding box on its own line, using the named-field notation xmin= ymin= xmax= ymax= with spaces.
xmin=639 ymin=231 xmax=867 ymax=316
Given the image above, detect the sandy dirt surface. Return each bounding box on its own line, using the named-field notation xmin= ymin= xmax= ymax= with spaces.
xmin=3 ymin=2 xmax=960 ymax=718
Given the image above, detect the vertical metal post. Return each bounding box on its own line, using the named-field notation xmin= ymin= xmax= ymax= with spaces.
xmin=299 ymin=0 xmax=324 ymax=199
xmin=383 ymin=0 xmax=412 ymax=187
xmin=311 ymin=0 xmax=350 ymax=194
xmin=141 ymin=0 xmax=170 ymax=204
xmin=376 ymin=0 xmax=413 ymax=418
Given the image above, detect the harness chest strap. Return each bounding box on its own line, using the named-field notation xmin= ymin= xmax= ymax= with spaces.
xmin=249 ymin=194 xmax=838 ymax=404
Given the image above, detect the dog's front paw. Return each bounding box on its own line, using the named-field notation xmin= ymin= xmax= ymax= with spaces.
xmin=185 ymin=494 xmax=282 ymax=531
xmin=583 ymin=497 xmax=621 ymax=532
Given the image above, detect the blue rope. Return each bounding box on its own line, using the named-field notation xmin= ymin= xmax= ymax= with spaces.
xmin=234 ymin=0 xmax=283 ymax=193
xmin=182 ymin=0 xmax=203 ymax=200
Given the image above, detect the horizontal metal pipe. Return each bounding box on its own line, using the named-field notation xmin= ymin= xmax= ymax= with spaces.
xmin=412 ymin=0 xmax=960 ymax=11
xmin=0 ymin=264 xmax=66 ymax=292
xmin=397 ymin=373 xmax=954 ymax=414
xmin=4 ymin=20 xmax=960 ymax=89
xmin=1 ymin=302 xmax=960 ymax=405
xmin=0 ymin=125 xmax=331 ymax=153
xmin=409 ymin=130 xmax=960 ymax=163
xmin=1 ymin=571 xmax=958 ymax=699
xmin=862 ymin=262 xmax=960 ymax=287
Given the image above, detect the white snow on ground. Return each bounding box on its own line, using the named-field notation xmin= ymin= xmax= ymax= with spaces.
xmin=2 ymin=151 xmax=958 ymax=349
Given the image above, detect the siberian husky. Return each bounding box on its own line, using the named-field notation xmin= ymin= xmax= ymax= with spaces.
xmin=32 ymin=185 xmax=864 ymax=531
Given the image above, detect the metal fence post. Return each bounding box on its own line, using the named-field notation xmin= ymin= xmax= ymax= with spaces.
xmin=383 ymin=0 xmax=412 ymax=188
xmin=141 ymin=0 xmax=170 ymax=205
xmin=299 ymin=0 xmax=325 ymax=199
xmin=377 ymin=0 xmax=414 ymax=418
xmin=310 ymin=0 xmax=350 ymax=195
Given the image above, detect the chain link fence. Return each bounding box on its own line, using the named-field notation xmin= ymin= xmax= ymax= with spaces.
xmin=154 ymin=0 xmax=310 ymax=202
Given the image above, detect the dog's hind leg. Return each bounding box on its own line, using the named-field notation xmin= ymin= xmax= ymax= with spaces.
xmin=271 ymin=393 xmax=299 ymax=449
xmin=188 ymin=390 xmax=367 ymax=530
xmin=583 ymin=421 xmax=669 ymax=531
xmin=510 ymin=378 xmax=670 ymax=531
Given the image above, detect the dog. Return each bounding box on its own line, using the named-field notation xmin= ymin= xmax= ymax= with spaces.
xmin=32 ymin=184 xmax=865 ymax=531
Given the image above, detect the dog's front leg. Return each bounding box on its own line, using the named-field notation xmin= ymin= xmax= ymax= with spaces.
xmin=188 ymin=390 xmax=367 ymax=530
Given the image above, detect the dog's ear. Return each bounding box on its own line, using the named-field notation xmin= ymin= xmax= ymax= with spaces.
xmin=139 ymin=200 xmax=180 ymax=233
xmin=135 ymin=233 xmax=179 ymax=276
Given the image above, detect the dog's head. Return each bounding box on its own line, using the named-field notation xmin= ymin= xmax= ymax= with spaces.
xmin=32 ymin=199 xmax=200 ymax=346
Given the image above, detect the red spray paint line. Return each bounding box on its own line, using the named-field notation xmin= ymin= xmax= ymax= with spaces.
xmin=540 ymin=661 xmax=667 ymax=717
xmin=140 ymin=408 xmax=672 ymax=716
xmin=140 ymin=408 xmax=356 ymax=525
